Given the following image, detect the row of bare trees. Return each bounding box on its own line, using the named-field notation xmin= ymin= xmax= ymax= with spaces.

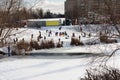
xmin=0 ymin=0 xmax=41 ymax=47
xmin=0 ymin=0 xmax=64 ymax=47
xmin=65 ymin=0 xmax=120 ymax=24
xmin=0 ymin=0 xmax=23 ymax=46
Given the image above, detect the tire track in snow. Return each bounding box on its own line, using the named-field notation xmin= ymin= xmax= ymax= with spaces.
xmin=11 ymin=59 xmax=92 ymax=80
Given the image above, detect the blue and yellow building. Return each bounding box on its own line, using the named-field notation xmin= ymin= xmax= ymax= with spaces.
xmin=26 ymin=18 xmax=65 ymax=27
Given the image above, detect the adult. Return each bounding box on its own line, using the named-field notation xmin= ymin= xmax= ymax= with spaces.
xmin=8 ymin=45 xmax=11 ymax=56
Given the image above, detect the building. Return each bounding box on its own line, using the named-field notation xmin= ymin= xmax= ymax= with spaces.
xmin=65 ymin=0 xmax=78 ymax=24
xmin=65 ymin=0 xmax=120 ymax=24
xmin=26 ymin=18 xmax=65 ymax=27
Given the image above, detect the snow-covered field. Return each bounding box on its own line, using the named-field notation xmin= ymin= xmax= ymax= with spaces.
xmin=0 ymin=25 xmax=120 ymax=80
xmin=0 ymin=54 xmax=120 ymax=80
xmin=1 ymin=25 xmax=120 ymax=54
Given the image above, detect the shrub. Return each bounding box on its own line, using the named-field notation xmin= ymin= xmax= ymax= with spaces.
xmin=30 ymin=40 xmax=40 ymax=50
xmin=40 ymin=39 xmax=55 ymax=49
xmin=0 ymin=51 xmax=5 ymax=55
xmin=100 ymin=35 xmax=108 ymax=42
xmin=70 ymin=37 xmax=84 ymax=46
xmin=13 ymin=40 xmax=31 ymax=55
xmin=47 ymin=39 xmax=55 ymax=48
xmin=11 ymin=50 xmax=17 ymax=55
xmin=81 ymin=67 xmax=120 ymax=80
xmin=12 ymin=46 xmax=29 ymax=55
xmin=56 ymin=43 xmax=63 ymax=48
xmin=106 ymin=39 xmax=117 ymax=43
xmin=17 ymin=40 xmax=30 ymax=51
xmin=40 ymin=40 xmax=46 ymax=49
xmin=100 ymin=35 xmax=117 ymax=43
xmin=13 ymin=39 xmax=56 ymax=55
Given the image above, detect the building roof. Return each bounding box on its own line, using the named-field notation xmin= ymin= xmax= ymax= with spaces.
xmin=27 ymin=18 xmax=65 ymax=22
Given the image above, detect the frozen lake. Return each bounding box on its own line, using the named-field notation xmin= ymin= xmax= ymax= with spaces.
xmin=0 ymin=54 xmax=120 ymax=80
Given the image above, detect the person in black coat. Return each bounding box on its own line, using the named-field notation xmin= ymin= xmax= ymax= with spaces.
xmin=8 ymin=45 xmax=11 ymax=56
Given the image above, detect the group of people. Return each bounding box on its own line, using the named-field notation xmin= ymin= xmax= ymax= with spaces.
xmin=55 ymin=31 xmax=68 ymax=37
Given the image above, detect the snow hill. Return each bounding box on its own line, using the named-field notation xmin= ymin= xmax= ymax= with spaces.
xmin=0 ymin=25 xmax=120 ymax=55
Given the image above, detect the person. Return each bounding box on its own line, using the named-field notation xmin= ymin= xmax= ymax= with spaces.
xmin=79 ymin=35 xmax=81 ymax=40
xmin=88 ymin=33 xmax=91 ymax=37
xmin=39 ymin=31 xmax=41 ymax=34
xmin=8 ymin=45 xmax=11 ymax=56
xmin=44 ymin=36 xmax=46 ymax=40
xmin=46 ymin=30 xmax=48 ymax=33
xmin=58 ymin=38 xmax=61 ymax=43
xmin=49 ymin=30 xmax=52 ymax=35
xmin=80 ymin=27 xmax=83 ymax=32
xmin=65 ymin=31 xmax=67 ymax=36
xmin=31 ymin=34 xmax=33 ymax=39
xmin=59 ymin=26 xmax=62 ymax=30
xmin=55 ymin=32 xmax=58 ymax=36
xmin=72 ymin=33 xmax=75 ymax=37
xmin=48 ymin=30 xmax=52 ymax=37
xmin=13 ymin=39 xmax=16 ymax=44
xmin=39 ymin=33 xmax=42 ymax=38
xmin=59 ymin=32 xmax=62 ymax=36
xmin=16 ymin=38 xmax=18 ymax=43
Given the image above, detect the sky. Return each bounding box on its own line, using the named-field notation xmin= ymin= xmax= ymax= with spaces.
xmin=25 ymin=0 xmax=65 ymax=14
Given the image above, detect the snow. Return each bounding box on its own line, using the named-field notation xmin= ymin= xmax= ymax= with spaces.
xmin=0 ymin=25 xmax=120 ymax=80
xmin=0 ymin=54 xmax=120 ymax=80
xmin=1 ymin=25 xmax=119 ymax=55
xmin=0 ymin=47 xmax=9 ymax=54
xmin=0 ymin=25 xmax=120 ymax=56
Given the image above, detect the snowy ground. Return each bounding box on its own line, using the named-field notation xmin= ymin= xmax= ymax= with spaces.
xmin=1 ymin=25 xmax=120 ymax=54
xmin=0 ymin=25 xmax=120 ymax=80
xmin=0 ymin=54 xmax=120 ymax=80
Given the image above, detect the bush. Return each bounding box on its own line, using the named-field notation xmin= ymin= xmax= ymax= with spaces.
xmin=47 ymin=40 xmax=55 ymax=48
xmin=13 ymin=39 xmax=56 ymax=55
xmin=70 ymin=37 xmax=84 ymax=46
xmin=100 ymin=35 xmax=117 ymax=43
xmin=0 ymin=51 xmax=5 ymax=55
xmin=13 ymin=40 xmax=31 ymax=55
xmin=40 ymin=39 xmax=55 ymax=49
xmin=56 ymin=43 xmax=63 ymax=48
xmin=30 ymin=40 xmax=40 ymax=50
xmin=100 ymin=35 xmax=108 ymax=43
xmin=40 ymin=40 xmax=46 ymax=49
xmin=106 ymin=39 xmax=117 ymax=43
xmin=17 ymin=40 xmax=30 ymax=51
xmin=11 ymin=50 xmax=17 ymax=55
xmin=81 ymin=67 xmax=120 ymax=80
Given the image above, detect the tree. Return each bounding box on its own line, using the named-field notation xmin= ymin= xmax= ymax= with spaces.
xmin=36 ymin=8 xmax=44 ymax=18
xmin=103 ymin=0 xmax=120 ymax=35
xmin=0 ymin=0 xmax=44 ymax=47
xmin=0 ymin=0 xmax=24 ymax=46
xmin=44 ymin=10 xmax=52 ymax=18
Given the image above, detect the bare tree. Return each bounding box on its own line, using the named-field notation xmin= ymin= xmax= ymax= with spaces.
xmin=0 ymin=0 xmax=23 ymax=46
xmin=103 ymin=0 xmax=120 ymax=35
xmin=36 ymin=8 xmax=44 ymax=18
xmin=0 ymin=0 xmax=43 ymax=47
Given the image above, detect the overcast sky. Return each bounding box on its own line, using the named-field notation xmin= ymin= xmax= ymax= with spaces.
xmin=25 ymin=0 xmax=65 ymax=14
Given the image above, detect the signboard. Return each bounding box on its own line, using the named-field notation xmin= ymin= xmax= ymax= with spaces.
xmin=46 ymin=21 xmax=60 ymax=26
